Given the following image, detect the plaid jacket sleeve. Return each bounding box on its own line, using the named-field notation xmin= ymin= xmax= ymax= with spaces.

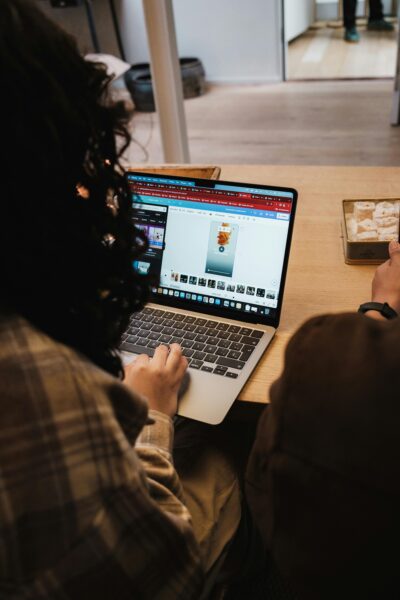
xmin=0 ymin=316 xmax=203 ymax=599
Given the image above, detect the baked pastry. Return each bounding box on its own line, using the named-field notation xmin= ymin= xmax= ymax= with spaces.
xmin=354 ymin=201 xmax=375 ymax=221
xmin=378 ymin=232 xmax=397 ymax=241
xmin=356 ymin=218 xmax=377 ymax=234
xmin=373 ymin=201 xmax=396 ymax=218
xmin=374 ymin=215 xmax=398 ymax=228
xmin=345 ymin=216 xmax=356 ymax=240
xmin=356 ymin=230 xmax=378 ymax=241
xmin=377 ymin=224 xmax=398 ymax=237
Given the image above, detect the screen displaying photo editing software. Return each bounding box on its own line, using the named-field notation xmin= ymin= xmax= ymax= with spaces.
xmin=127 ymin=173 xmax=295 ymax=321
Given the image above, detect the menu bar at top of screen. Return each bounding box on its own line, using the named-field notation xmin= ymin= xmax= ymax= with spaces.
xmin=129 ymin=182 xmax=292 ymax=215
xmin=128 ymin=175 xmax=196 ymax=186
xmin=127 ymin=174 xmax=293 ymax=198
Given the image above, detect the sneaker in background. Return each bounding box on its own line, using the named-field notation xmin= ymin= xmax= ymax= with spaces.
xmin=344 ymin=27 xmax=360 ymax=42
xmin=367 ymin=18 xmax=394 ymax=31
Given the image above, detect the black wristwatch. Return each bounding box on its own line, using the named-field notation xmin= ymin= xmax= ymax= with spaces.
xmin=358 ymin=301 xmax=398 ymax=320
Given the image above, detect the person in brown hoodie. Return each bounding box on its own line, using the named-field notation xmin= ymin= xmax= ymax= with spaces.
xmin=246 ymin=240 xmax=400 ymax=600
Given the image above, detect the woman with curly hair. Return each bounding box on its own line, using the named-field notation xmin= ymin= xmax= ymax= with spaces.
xmin=0 ymin=1 xmax=242 ymax=597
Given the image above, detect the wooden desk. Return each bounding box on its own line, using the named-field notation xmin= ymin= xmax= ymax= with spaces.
xmin=219 ymin=165 xmax=400 ymax=405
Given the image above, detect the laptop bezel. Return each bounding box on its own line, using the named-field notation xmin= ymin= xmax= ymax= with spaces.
xmin=126 ymin=171 xmax=297 ymax=328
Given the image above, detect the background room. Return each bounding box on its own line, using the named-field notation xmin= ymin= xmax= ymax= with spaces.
xmin=40 ymin=0 xmax=400 ymax=166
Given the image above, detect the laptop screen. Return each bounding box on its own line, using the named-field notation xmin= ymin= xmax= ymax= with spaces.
xmin=126 ymin=172 xmax=297 ymax=326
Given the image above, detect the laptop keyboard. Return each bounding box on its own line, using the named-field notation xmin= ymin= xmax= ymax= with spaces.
xmin=120 ymin=307 xmax=264 ymax=378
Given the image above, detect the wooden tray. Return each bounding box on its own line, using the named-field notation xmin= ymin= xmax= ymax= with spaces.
xmin=342 ymin=198 xmax=400 ymax=264
xmin=126 ymin=164 xmax=221 ymax=180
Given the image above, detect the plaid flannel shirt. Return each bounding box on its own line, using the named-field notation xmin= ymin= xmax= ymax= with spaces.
xmin=0 ymin=313 xmax=203 ymax=599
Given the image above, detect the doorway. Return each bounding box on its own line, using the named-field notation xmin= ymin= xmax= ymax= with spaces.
xmin=285 ymin=0 xmax=398 ymax=79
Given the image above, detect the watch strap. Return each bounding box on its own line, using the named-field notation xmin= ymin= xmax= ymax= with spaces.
xmin=358 ymin=301 xmax=398 ymax=320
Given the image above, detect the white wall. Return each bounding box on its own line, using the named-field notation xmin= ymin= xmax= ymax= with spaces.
xmin=118 ymin=0 xmax=284 ymax=84
xmin=39 ymin=0 xmax=284 ymax=84
xmin=284 ymin=0 xmax=314 ymax=42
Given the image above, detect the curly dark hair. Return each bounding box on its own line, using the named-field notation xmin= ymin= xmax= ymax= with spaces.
xmin=0 ymin=0 xmax=149 ymax=377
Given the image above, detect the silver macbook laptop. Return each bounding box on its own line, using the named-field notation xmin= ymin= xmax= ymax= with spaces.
xmin=121 ymin=171 xmax=297 ymax=424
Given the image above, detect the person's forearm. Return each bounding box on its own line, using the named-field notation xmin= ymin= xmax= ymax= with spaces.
xmin=135 ymin=409 xmax=190 ymax=516
xmin=136 ymin=409 xmax=174 ymax=458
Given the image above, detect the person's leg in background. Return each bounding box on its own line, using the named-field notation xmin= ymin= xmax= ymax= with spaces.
xmin=343 ymin=0 xmax=358 ymax=29
xmin=367 ymin=0 xmax=394 ymax=30
xmin=343 ymin=0 xmax=360 ymax=42
xmin=368 ymin=0 xmax=384 ymax=20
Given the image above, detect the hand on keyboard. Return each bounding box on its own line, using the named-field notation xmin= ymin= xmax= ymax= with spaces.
xmin=124 ymin=344 xmax=188 ymax=418
xmin=121 ymin=307 xmax=263 ymax=378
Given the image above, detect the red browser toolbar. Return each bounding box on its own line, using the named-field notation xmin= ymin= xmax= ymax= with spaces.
xmin=130 ymin=182 xmax=292 ymax=213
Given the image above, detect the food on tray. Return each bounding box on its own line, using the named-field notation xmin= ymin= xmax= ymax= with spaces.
xmin=374 ymin=215 xmax=397 ymax=228
xmin=356 ymin=230 xmax=378 ymax=241
xmin=346 ymin=200 xmax=399 ymax=242
xmin=378 ymin=224 xmax=398 ymax=237
xmin=353 ymin=201 xmax=375 ymax=221
xmin=379 ymin=231 xmax=397 ymax=241
xmin=373 ymin=201 xmax=398 ymax=219
xmin=356 ymin=218 xmax=376 ymax=233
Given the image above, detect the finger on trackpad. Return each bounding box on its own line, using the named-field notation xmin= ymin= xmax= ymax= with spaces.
xmin=178 ymin=370 xmax=191 ymax=398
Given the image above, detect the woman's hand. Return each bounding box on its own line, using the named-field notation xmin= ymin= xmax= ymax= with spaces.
xmin=371 ymin=240 xmax=400 ymax=314
xmin=124 ymin=344 xmax=188 ymax=418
